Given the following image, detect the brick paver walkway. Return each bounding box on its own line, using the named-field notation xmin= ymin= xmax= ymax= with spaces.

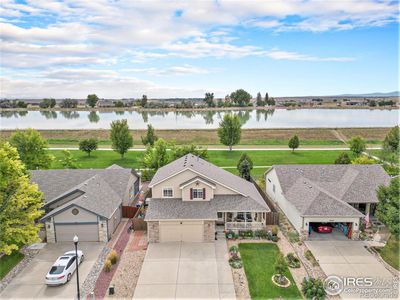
xmin=127 ymin=231 xmax=147 ymax=252
xmin=93 ymin=222 xmax=131 ymax=299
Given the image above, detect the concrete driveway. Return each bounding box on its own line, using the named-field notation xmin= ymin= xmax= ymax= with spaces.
xmin=0 ymin=242 xmax=104 ymax=300
xmin=305 ymin=240 xmax=397 ymax=299
xmin=133 ymin=240 xmax=236 ymax=299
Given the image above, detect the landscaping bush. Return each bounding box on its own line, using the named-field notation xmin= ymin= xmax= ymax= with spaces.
xmin=301 ymin=277 xmax=326 ymax=300
xmin=304 ymin=250 xmax=318 ymax=266
xmin=287 ymin=231 xmax=300 ymax=243
xmin=238 ymin=230 xmax=254 ymax=238
xmin=254 ymin=229 xmax=268 ymax=239
xmin=108 ymin=249 xmax=118 ymax=265
xmin=229 ymin=245 xmax=239 ymax=253
xmin=228 ymin=252 xmax=243 ymax=269
xmin=274 ymin=253 xmax=288 ymax=285
xmin=103 ymin=259 xmax=112 ymax=272
xmin=271 ymin=226 xmax=279 ymax=236
xmin=225 ymin=230 xmax=236 ymax=239
xmin=271 ymin=235 xmax=279 ymax=242
xmin=286 ymin=253 xmax=301 ymax=268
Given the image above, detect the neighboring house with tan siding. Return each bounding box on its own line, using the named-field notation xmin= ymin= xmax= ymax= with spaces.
xmin=265 ymin=164 xmax=390 ymax=240
xmin=31 ymin=165 xmax=140 ymax=243
xmin=145 ymin=154 xmax=271 ymax=243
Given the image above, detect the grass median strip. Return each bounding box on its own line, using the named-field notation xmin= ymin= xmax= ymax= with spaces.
xmin=0 ymin=251 xmax=25 ymax=280
xmin=47 ymin=149 xmax=350 ymax=169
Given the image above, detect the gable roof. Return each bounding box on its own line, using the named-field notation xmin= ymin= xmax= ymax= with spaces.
xmin=149 ymin=154 xmax=268 ymax=209
xmin=179 ymin=176 xmax=216 ymax=189
xmin=40 ymin=175 xmax=123 ymax=220
xmin=31 ymin=168 xmax=137 ymax=203
xmin=270 ymin=164 xmax=390 ymax=217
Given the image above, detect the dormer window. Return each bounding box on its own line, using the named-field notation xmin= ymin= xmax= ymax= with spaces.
xmin=190 ymin=188 xmax=205 ymax=200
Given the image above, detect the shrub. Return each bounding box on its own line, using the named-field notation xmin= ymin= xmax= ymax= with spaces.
xmin=271 ymin=235 xmax=279 ymax=242
xmin=103 ymin=259 xmax=112 ymax=272
xmin=274 ymin=253 xmax=288 ymax=284
xmin=229 ymin=245 xmax=239 ymax=253
xmin=304 ymin=250 xmax=318 ymax=266
xmin=254 ymin=229 xmax=268 ymax=239
xmin=288 ymin=231 xmax=300 ymax=243
xmin=108 ymin=250 xmax=118 ymax=265
xmin=225 ymin=230 xmax=236 ymax=239
xmin=301 ymin=277 xmax=326 ymax=300
xmin=238 ymin=230 xmax=253 ymax=238
xmin=228 ymin=252 xmax=243 ymax=269
xmin=286 ymin=253 xmax=301 ymax=268
xmin=271 ymin=226 xmax=279 ymax=236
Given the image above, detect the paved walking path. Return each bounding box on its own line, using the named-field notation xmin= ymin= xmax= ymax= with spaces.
xmin=48 ymin=146 xmax=382 ymax=151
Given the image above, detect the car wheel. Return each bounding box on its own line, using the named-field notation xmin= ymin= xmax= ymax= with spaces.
xmin=67 ymin=273 xmax=71 ymax=282
xmin=80 ymin=255 xmax=84 ymax=263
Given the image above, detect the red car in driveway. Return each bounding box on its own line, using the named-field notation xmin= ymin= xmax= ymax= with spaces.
xmin=311 ymin=223 xmax=333 ymax=233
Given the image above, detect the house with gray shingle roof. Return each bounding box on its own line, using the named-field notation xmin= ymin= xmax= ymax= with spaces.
xmin=265 ymin=164 xmax=391 ymax=240
xmin=31 ymin=165 xmax=140 ymax=243
xmin=145 ymin=154 xmax=271 ymax=243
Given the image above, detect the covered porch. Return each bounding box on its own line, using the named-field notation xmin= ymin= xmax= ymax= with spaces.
xmin=217 ymin=211 xmax=267 ymax=231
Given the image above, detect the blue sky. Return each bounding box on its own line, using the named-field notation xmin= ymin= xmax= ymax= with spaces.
xmin=1 ymin=0 xmax=399 ymax=98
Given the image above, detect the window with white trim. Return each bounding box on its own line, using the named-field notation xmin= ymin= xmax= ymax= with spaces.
xmin=192 ymin=188 xmax=204 ymax=199
xmin=162 ymin=188 xmax=173 ymax=198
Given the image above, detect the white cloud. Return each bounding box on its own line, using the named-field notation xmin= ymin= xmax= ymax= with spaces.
xmin=41 ymin=69 xmax=119 ymax=80
xmin=0 ymin=77 xmax=209 ymax=99
xmin=264 ymin=50 xmax=354 ymax=62
xmin=122 ymin=65 xmax=210 ymax=76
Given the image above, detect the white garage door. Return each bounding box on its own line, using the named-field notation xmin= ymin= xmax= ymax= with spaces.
xmin=55 ymin=224 xmax=99 ymax=242
xmin=159 ymin=221 xmax=204 ymax=242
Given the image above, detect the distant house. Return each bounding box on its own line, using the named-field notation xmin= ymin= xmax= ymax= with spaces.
xmin=96 ymin=99 xmax=115 ymax=107
xmin=145 ymin=154 xmax=271 ymax=243
xmin=265 ymin=165 xmax=390 ymax=240
xmin=32 ymin=165 xmax=140 ymax=243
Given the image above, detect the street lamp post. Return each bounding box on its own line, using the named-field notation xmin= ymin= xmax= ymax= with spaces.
xmin=73 ymin=235 xmax=80 ymax=300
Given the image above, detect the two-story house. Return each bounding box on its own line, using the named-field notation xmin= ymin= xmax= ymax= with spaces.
xmin=145 ymin=154 xmax=271 ymax=243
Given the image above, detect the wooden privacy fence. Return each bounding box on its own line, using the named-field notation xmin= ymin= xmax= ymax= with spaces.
xmin=122 ymin=206 xmax=138 ymax=218
xmin=250 ymin=177 xmax=280 ymax=225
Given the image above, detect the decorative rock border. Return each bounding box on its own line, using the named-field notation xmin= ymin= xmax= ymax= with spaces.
xmin=271 ymin=275 xmax=291 ymax=288
xmin=0 ymin=248 xmax=40 ymax=293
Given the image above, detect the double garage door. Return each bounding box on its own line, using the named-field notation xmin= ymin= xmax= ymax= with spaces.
xmin=55 ymin=223 xmax=99 ymax=242
xmin=159 ymin=221 xmax=203 ymax=242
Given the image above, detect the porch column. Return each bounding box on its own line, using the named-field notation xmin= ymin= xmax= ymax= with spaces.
xmin=365 ymin=203 xmax=371 ymax=216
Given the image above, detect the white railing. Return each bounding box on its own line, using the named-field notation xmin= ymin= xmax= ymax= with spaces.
xmin=225 ymin=222 xmax=265 ymax=230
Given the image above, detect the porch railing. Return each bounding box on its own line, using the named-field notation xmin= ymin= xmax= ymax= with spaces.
xmin=225 ymin=222 xmax=265 ymax=230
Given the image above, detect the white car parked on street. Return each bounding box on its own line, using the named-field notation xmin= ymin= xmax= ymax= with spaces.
xmin=45 ymin=250 xmax=84 ymax=286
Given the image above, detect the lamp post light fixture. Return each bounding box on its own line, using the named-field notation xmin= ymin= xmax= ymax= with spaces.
xmin=73 ymin=235 xmax=80 ymax=300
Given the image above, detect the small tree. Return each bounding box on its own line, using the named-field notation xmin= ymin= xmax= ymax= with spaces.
xmin=217 ymin=114 xmax=242 ymax=151
xmin=110 ymin=119 xmax=133 ymax=158
xmin=141 ymin=95 xmax=148 ymax=107
xmin=274 ymin=253 xmax=288 ymax=284
xmin=335 ymin=152 xmax=351 ymax=164
xmin=0 ymin=143 xmax=44 ymax=255
xmin=301 ymin=277 xmax=326 ymax=300
xmin=349 ymin=136 xmax=366 ymax=156
xmin=61 ymin=150 xmax=78 ymax=169
xmin=204 ymin=92 xmax=214 ymax=107
xmin=256 ymin=92 xmax=264 ymax=106
xmin=351 ymin=155 xmax=375 ymax=164
xmin=265 ymin=92 xmax=269 ymax=104
xmin=10 ymin=129 xmax=54 ymax=169
xmin=230 ymin=89 xmax=252 ymax=106
xmin=141 ymin=124 xmax=158 ymax=146
xmin=288 ymin=135 xmax=300 ymax=152
xmin=382 ymin=126 xmax=399 ymax=163
xmin=237 ymin=153 xmax=253 ymax=170
xmin=238 ymin=158 xmax=251 ymax=181
xmin=170 ymin=143 xmax=208 ymax=160
xmin=79 ymin=138 xmax=98 ymax=157
xmin=142 ymin=138 xmax=169 ymax=180
xmin=376 ymin=177 xmax=399 ymax=236
xmin=86 ymin=94 xmax=99 ymax=108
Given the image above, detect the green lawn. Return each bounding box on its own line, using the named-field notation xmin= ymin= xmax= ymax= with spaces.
xmin=0 ymin=251 xmax=25 ymax=280
xmin=48 ymin=149 xmax=349 ymax=170
xmin=239 ymin=243 xmax=302 ymax=300
xmin=377 ymin=236 xmax=399 ymax=271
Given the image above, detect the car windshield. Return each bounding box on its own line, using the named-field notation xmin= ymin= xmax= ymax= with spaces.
xmin=49 ymin=266 xmax=65 ymax=274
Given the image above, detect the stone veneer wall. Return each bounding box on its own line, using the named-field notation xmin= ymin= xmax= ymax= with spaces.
xmin=148 ymin=221 xmax=159 ymax=243
xmin=203 ymin=221 xmax=215 ymax=242
xmin=98 ymin=219 xmax=108 ymax=242
xmin=45 ymin=219 xmax=56 ymax=243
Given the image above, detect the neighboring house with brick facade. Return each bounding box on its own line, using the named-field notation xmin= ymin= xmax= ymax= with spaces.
xmin=145 ymin=154 xmax=271 ymax=243
xmin=265 ymin=164 xmax=390 ymax=240
xmin=32 ymin=165 xmax=140 ymax=243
